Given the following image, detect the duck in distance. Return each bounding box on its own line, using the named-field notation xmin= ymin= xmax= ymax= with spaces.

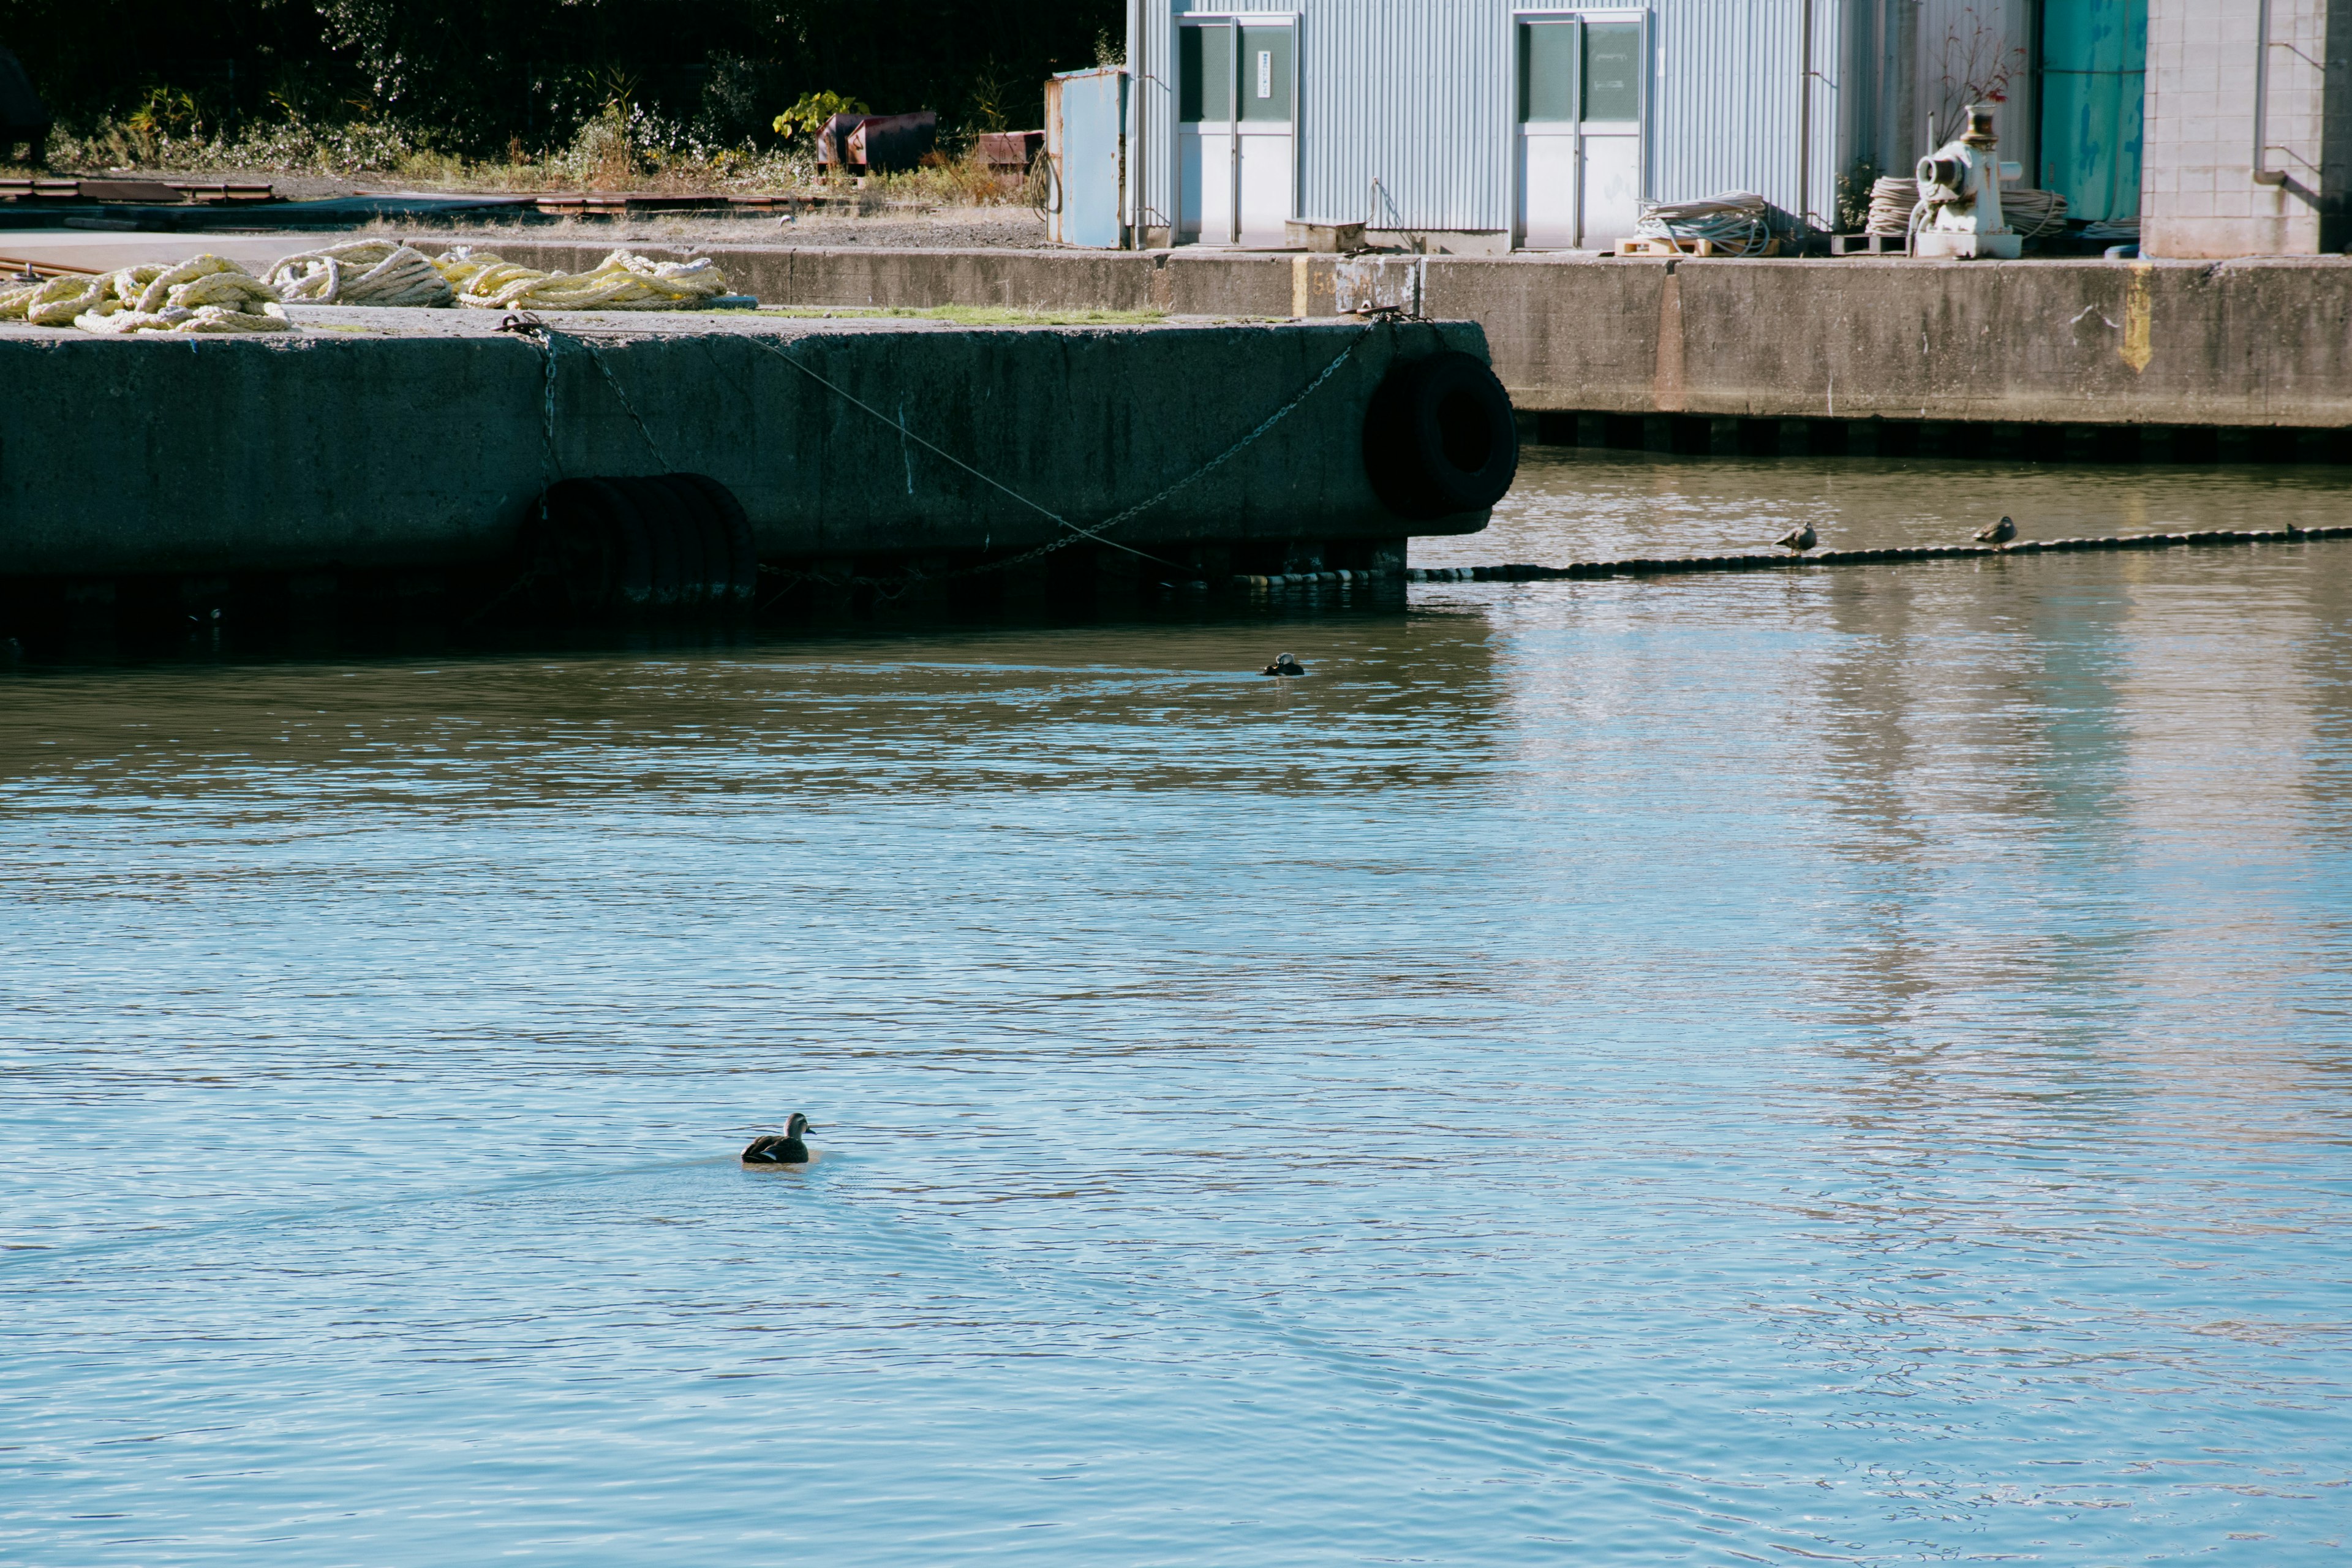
xmin=742 ymin=1113 xmax=816 ymax=1166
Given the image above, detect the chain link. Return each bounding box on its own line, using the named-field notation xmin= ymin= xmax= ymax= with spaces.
xmin=498 ymin=312 xmax=1387 ymax=609
xmin=747 ymin=320 xmax=1382 ymax=603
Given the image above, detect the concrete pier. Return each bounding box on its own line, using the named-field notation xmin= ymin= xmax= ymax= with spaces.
xmin=475 ymin=242 xmax=2352 ymax=435
xmin=0 ymin=310 xmax=1490 ymax=597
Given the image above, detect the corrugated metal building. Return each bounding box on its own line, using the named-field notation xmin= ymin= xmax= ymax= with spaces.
xmin=1114 ymin=0 xmax=2082 ymax=251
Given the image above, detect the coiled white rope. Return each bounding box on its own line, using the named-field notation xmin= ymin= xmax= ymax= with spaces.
xmin=266 ymin=240 xmax=453 ymax=306
xmin=0 ymin=273 xmax=104 ymax=326
xmin=434 ymin=247 xmax=731 ymax=311
xmin=1 ymin=254 xmax=290 ymax=333
xmin=3 ymin=245 xmax=734 ymax=331
xmin=1634 ymin=191 xmax=1775 ymax=255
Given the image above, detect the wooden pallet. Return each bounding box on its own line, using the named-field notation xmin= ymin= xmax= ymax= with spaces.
xmin=532 ymin=193 xmax=736 ymax=217
xmin=1613 ymin=235 xmax=1782 ymax=258
xmin=1616 ymin=235 xmax=1717 ymax=257
xmin=0 ymin=178 xmax=274 ymax=206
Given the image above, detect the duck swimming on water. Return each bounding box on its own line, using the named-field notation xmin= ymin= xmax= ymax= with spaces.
xmin=742 ymin=1113 xmax=814 ymax=1165
xmin=1262 ymin=652 xmax=1307 ymax=677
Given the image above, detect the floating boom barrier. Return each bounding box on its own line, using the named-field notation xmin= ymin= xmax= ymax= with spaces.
xmin=1232 ymin=524 xmax=2352 ymax=590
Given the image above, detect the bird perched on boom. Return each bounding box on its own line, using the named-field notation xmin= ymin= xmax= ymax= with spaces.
xmin=1975 ymin=515 xmax=2016 ymax=545
xmin=742 ymin=1113 xmax=814 ymax=1165
xmin=1775 ymin=524 xmax=1818 ymax=553
xmin=1262 ymin=652 xmax=1307 ymax=677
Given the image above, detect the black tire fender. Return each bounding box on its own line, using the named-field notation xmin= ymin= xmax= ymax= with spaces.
xmin=1361 ymin=351 xmax=1520 ymax=520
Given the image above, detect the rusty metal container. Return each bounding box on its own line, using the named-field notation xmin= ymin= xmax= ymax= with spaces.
xmin=846 ymin=111 xmax=939 ymax=173
xmin=976 ymin=130 xmax=1045 ymax=171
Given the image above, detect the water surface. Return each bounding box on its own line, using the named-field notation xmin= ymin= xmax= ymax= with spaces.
xmin=5 ymin=452 xmax=2350 ymax=1564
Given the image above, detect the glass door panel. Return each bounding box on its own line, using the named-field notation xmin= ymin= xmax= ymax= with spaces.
xmin=1580 ymin=22 xmax=1641 ymax=124
xmin=1235 ymin=22 xmax=1294 ymax=246
xmin=1515 ymin=15 xmax=1643 ymax=251
xmin=1516 ymin=20 xmax=1579 ymax=249
xmin=1176 ymin=22 xmax=1235 ymax=244
xmin=1577 ymin=20 xmax=1641 ymax=247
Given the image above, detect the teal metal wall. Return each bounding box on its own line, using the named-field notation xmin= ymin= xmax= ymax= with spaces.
xmin=2040 ymin=0 xmax=2147 ymax=221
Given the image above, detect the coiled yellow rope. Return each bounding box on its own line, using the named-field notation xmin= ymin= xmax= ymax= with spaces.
xmin=433 ymin=247 xmax=731 ymax=311
xmin=3 ymin=246 xmax=734 ymax=332
xmin=0 ymin=254 xmax=291 ymax=333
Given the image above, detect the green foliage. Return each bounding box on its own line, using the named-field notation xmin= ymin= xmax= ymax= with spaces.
xmin=1836 ymin=159 xmax=1883 ymax=236
xmin=960 ymin=66 xmax=1016 ymax=134
xmin=0 ymin=0 xmax=1116 ymax=160
xmin=126 ymin=86 xmax=202 ymax=140
xmin=772 ymin=89 xmax=867 ymax=142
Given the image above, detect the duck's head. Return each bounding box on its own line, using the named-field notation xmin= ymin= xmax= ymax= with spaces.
xmin=787 ymin=1112 xmax=812 ymax=1139
xmin=1276 ymin=652 xmax=1296 ymax=665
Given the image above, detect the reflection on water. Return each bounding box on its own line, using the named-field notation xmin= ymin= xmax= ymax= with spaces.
xmin=4 ymin=454 xmax=2350 ymax=1565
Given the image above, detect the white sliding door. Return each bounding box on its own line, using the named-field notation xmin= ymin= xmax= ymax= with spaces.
xmin=1577 ymin=20 xmax=1643 ymax=248
xmin=1178 ymin=17 xmax=1294 ymax=246
xmin=1515 ymin=19 xmax=1578 ymax=248
xmin=1235 ymin=23 xmax=1294 ymax=246
xmin=1513 ymin=14 xmax=1644 ymax=251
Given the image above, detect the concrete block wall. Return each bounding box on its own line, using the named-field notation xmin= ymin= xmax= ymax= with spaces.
xmin=2144 ymin=0 xmax=2345 ymax=256
xmin=483 ymin=244 xmax=2352 ymax=430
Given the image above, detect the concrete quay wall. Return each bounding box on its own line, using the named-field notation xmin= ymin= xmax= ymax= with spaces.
xmin=0 ymin=314 xmax=1480 ymax=579
xmin=484 ymin=243 xmax=2352 ymax=432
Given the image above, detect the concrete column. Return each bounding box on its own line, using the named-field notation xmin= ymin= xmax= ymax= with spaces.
xmin=2144 ymin=0 xmax=2343 ymax=255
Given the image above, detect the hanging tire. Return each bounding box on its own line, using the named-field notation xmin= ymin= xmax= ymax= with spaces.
xmin=1361 ymin=351 xmax=1520 ymax=520
xmin=669 ymin=473 xmax=758 ymax=606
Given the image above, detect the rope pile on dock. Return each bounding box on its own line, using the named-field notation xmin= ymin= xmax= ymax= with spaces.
xmin=1864 ymin=175 xmax=2064 ymax=240
xmin=3 ymin=246 xmax=739 ymax=333
xmin=1999 ymin=186 xmax=2068 ymax=239
xmin=1864 ymin=177 xmax=1917 ymax=236
xmin=1 ymin=254 xmax=289 ymax=333
xmin=434 ymin=248 xmax=733 ymax=311
xmin=1634 ymin=191 xmax=1776 ymax=255
xmin=265 ymin=240 xmax=452 ymax=307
